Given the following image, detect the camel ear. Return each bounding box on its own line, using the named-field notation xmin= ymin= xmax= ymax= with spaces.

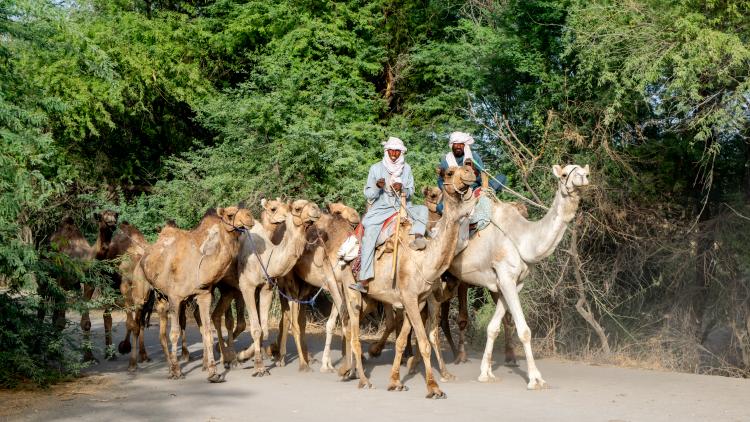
xmin=552 ymin=165 xmax=563 ymax=178
xmin=421 ymin=186 xmax=428 ymax=196
xmin=216 ymin=207 xmax=224 ymax=218
xmin=435 ymin=166 xmax=442 ymax=176
xmin=583 ymin=164 xmax=590 ymax=173
xmin=260 ymin=198 xmax=267 ymax=208
xmin=94 ymin=212 xmax=101 ymax=222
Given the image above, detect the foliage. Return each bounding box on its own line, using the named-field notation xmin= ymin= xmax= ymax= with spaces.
xmin=2 ymin=0 xmax=750 ymax=386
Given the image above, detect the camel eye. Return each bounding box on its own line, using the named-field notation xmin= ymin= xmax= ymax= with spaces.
xmin=562 ymin=173 xmax=568 ymax=178
xmin=271 ymin=207 xmax=277 ymax=212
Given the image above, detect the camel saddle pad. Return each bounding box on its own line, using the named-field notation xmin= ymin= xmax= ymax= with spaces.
xmin=469 ymin=193 xmax=492 ymax=235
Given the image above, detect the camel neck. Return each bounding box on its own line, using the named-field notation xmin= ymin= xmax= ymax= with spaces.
xmin=417 ymin=198 xmax=463 ymax=281
xmin=267 ymin=216 xmax=306 ymax=276
xmin=94 ymin=225 xmax=116 ymax=260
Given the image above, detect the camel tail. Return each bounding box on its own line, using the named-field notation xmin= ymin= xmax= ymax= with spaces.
xmin=141 ymin=289 xmax=156 ymax=328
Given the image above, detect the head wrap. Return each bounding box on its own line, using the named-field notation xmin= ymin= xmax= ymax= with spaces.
xmin=381 ymin=137 xmax=406 ymax=185
xmin=446 ymin=131 xmax=475 ymax=167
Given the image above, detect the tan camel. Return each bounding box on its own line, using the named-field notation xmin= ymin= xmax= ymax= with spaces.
xmin=49 ymin=210 xmax=119 ymax=361
xmin=108 ymin=221 xmax=152 ymax=363
xmin=272 ymin=203 xmax=360 ymax=372
xmin=449 ymin=164 xmax=590 ymax=389
xmin=128 ymin=206 xmax=255 ymax=382
xmin=342 ymin=165 xmax=477 ymax=398
xmin=218 ymin=199 xmax=320 ymax=376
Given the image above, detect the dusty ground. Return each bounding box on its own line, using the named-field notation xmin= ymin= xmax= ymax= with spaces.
xmin=2 ymin=310 xmax=748 ymax=422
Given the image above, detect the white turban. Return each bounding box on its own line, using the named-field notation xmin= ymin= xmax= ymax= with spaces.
xmin=449 ymin=131 xmax=474 ymax=146
xmin=382 ymin=136 xmax=407 ymax=151
xmin=446 ymin=132 xmax=475 ymax=167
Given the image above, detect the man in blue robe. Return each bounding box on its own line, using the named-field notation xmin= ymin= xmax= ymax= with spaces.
xmin=349 ymin=137 xmax=428 ymax=293
xmin=435 ymin=131 xmax=507 ymax=214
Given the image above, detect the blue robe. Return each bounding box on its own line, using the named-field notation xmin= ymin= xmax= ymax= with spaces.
xmin=436 ymin=151 xmax=506 ymax=215
xmin=359 ymin=161 xmax=427 ymax=281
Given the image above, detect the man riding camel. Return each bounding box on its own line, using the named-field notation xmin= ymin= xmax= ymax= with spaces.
xmin=436 ymin=131 xmax=506 ymax=214
xmin=349 ymin=137 xmax=428 ymax=293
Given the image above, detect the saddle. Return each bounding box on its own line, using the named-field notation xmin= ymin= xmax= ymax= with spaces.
xmin=338 ymin=211 xmax=409 ymax=279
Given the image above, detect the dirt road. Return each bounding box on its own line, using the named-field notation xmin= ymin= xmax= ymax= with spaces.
xmin=2 ymin=311 xmax=747 ymax=422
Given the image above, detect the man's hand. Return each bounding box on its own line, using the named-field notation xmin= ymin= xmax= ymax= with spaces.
xmin=376 ymin=178 xmax=385 ymax=189
xmin=392 ymin=182 xmax=403 ymax=192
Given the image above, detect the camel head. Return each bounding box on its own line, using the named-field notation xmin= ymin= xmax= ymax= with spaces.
xmin=442 ymin=165 xmax=478 ymax=218
xmin=421 ymin=186 xmax=442 ymax=213
xmin=94 ymin=209 xmax=119 ymax=229
xmin=326 ymin=203 xmax=360 ymax=227
xmin=442 ymin=165 xmax=476 ymax=201
xmin=553 ymin=164 xmax=590 ymax=196
xmin=217 ymin=206 xmax=255 ymax=233
xmin=260 ymin=198 xmax=289 ymax=225
xmin=289 ymin=199 xmax=321 ymax=229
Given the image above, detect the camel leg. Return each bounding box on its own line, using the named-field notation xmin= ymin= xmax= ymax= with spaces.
xmin=195 ymin=291 xmax=222 ymax=383
xmin=497 ymin=277 xmax=545 ymax=389
xmin=427 ymin=296 xmax=454 ymax=382
xmin=387 ymin=313 xmax=412 ymax=391
xmin=211 ymin=291 xmax=236 ymax=367
xmin=320 ymin=304 xmax=338 ymax=373
xmin=341 ymin=285 xmax=370 ymax=388
xmin=128 ymin=268 xmax=151 ymax=371
xmin=178 ymin=301 xmax=190 ymax=362
xmin=477 ymin=294 xmax=507 ymax=383
xmin=402 ymin=295 xmax=445 ymax=399
xmin=103 ymin=306 xmax=115 ymax=360
xmin=289 ymin=301 xmax=310 ymax=372
xmin=258 ymin=283 xmax=273 ymax=355
xmin=275 ymin=295 xmax=291 ymax=367
xmin=237 ymin=285 xmax=269 ymax=376
xmin=118 ymin=279 xmax=133 ymax=355
xmin=369 ymin=304 xmax=396 ymax=357
xmin=166 ymin=296 xmax=184 ymax=379
xmin=156 ymin=299 xmax=170 ymax=366
xmin=232 ymin=292 xmax=246 ymax=340
xmin=455 ymin=282 xmax=469 ymax=364
xmin=440 ymin=299 xmax=457 ymax=359
xmin=502 ymin=307 xmax=518 ymax=366
xmin=81 ymin=283 xmax=96 ymax=362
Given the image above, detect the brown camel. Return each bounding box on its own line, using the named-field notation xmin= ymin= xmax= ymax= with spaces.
xmin=107 ymin=221 xmax=152 ymax=364
xmin=128 ymin=206 xmax=255 ymax=382
xmin=272 ymin=202 xmax=360 ymax=372
xmin=216 ymin=199 xmax=320 ymax=376
xmin=49 ymin=210 xmax=119 ymax=362
xmin=449 ymin=164 xmax=590 ymax=389
xmin=341 ymin=165 xmax=477 ymax=398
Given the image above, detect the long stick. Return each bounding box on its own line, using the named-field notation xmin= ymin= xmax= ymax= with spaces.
xmin=390 ymin=191 xmax=406 ymax=286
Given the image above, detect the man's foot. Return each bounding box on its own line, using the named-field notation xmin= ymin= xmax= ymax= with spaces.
xmin=409 ymin=236 xmax=427 ymax=250
xmin=349 ymin=282 xmax=368 ymax=293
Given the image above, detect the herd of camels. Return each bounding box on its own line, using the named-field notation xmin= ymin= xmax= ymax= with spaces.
xmin=50 ymin=163 xmax=590 ymax=398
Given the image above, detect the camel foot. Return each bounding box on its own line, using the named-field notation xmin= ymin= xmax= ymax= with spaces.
xmin=128 ymin=364 xmax=137 ymax=373
xmin=298 ymin=363 xmax=311 ymax=372
xmin=118 ymin=340 xmax=132 ymax=355
xmin=139 ymin=354 xmax=151 ymax=363
xmin=527 ymin=377 xmax=547 ymax=390
xmin=320 ymin=364 xmax=336 ymax=373
xmin=268 ymin=343 xmax=280 ymax=359
xmin=478 ymin=372 xmax=498 ymax=383
xmin=338 ymin=365 xmax=352 ymax=379
xmin=180 ymin=350 xmax=190 ymax=362
xmin=208 ymin=373 xmax=226 ymax=383
xmin=504 ymin=357 xmax=519 ymax=367
xmin=358 ymin=379 xmax=373 ymax=389
xmin=425 ymin=388 xmax=446 ymax=399
xmin=439 ymin=370 xmax=456 ymax=382
xmin=453 ymin=351 xmax=468 ymax=364
xmin=368 ymin=343 xmax=384 ymax=358
xmin=276 ymin=356 xmax=286 ymax=367
xmin=387 ymin=381 xmax=408 ymax=391
xmin=252 ymin=367 xmax=271 ymax=377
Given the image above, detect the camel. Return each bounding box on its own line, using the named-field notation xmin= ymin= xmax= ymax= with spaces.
xmin=271 ymin=202 xmax=360 ymax=372
xmin=449 ymin=164 xmax=590 ymax=389
xmin=106 ymin=221 xmax=152 ymax=364
xmin=341 ymin=164 xmax=477 ymax=398
xmin=128 ymin=206 xmax=255 ymax=382
xmin=48 ymin=210 xmax=119 ymax=362
xmin=214 ymin=198 xmax=321 ymax=376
